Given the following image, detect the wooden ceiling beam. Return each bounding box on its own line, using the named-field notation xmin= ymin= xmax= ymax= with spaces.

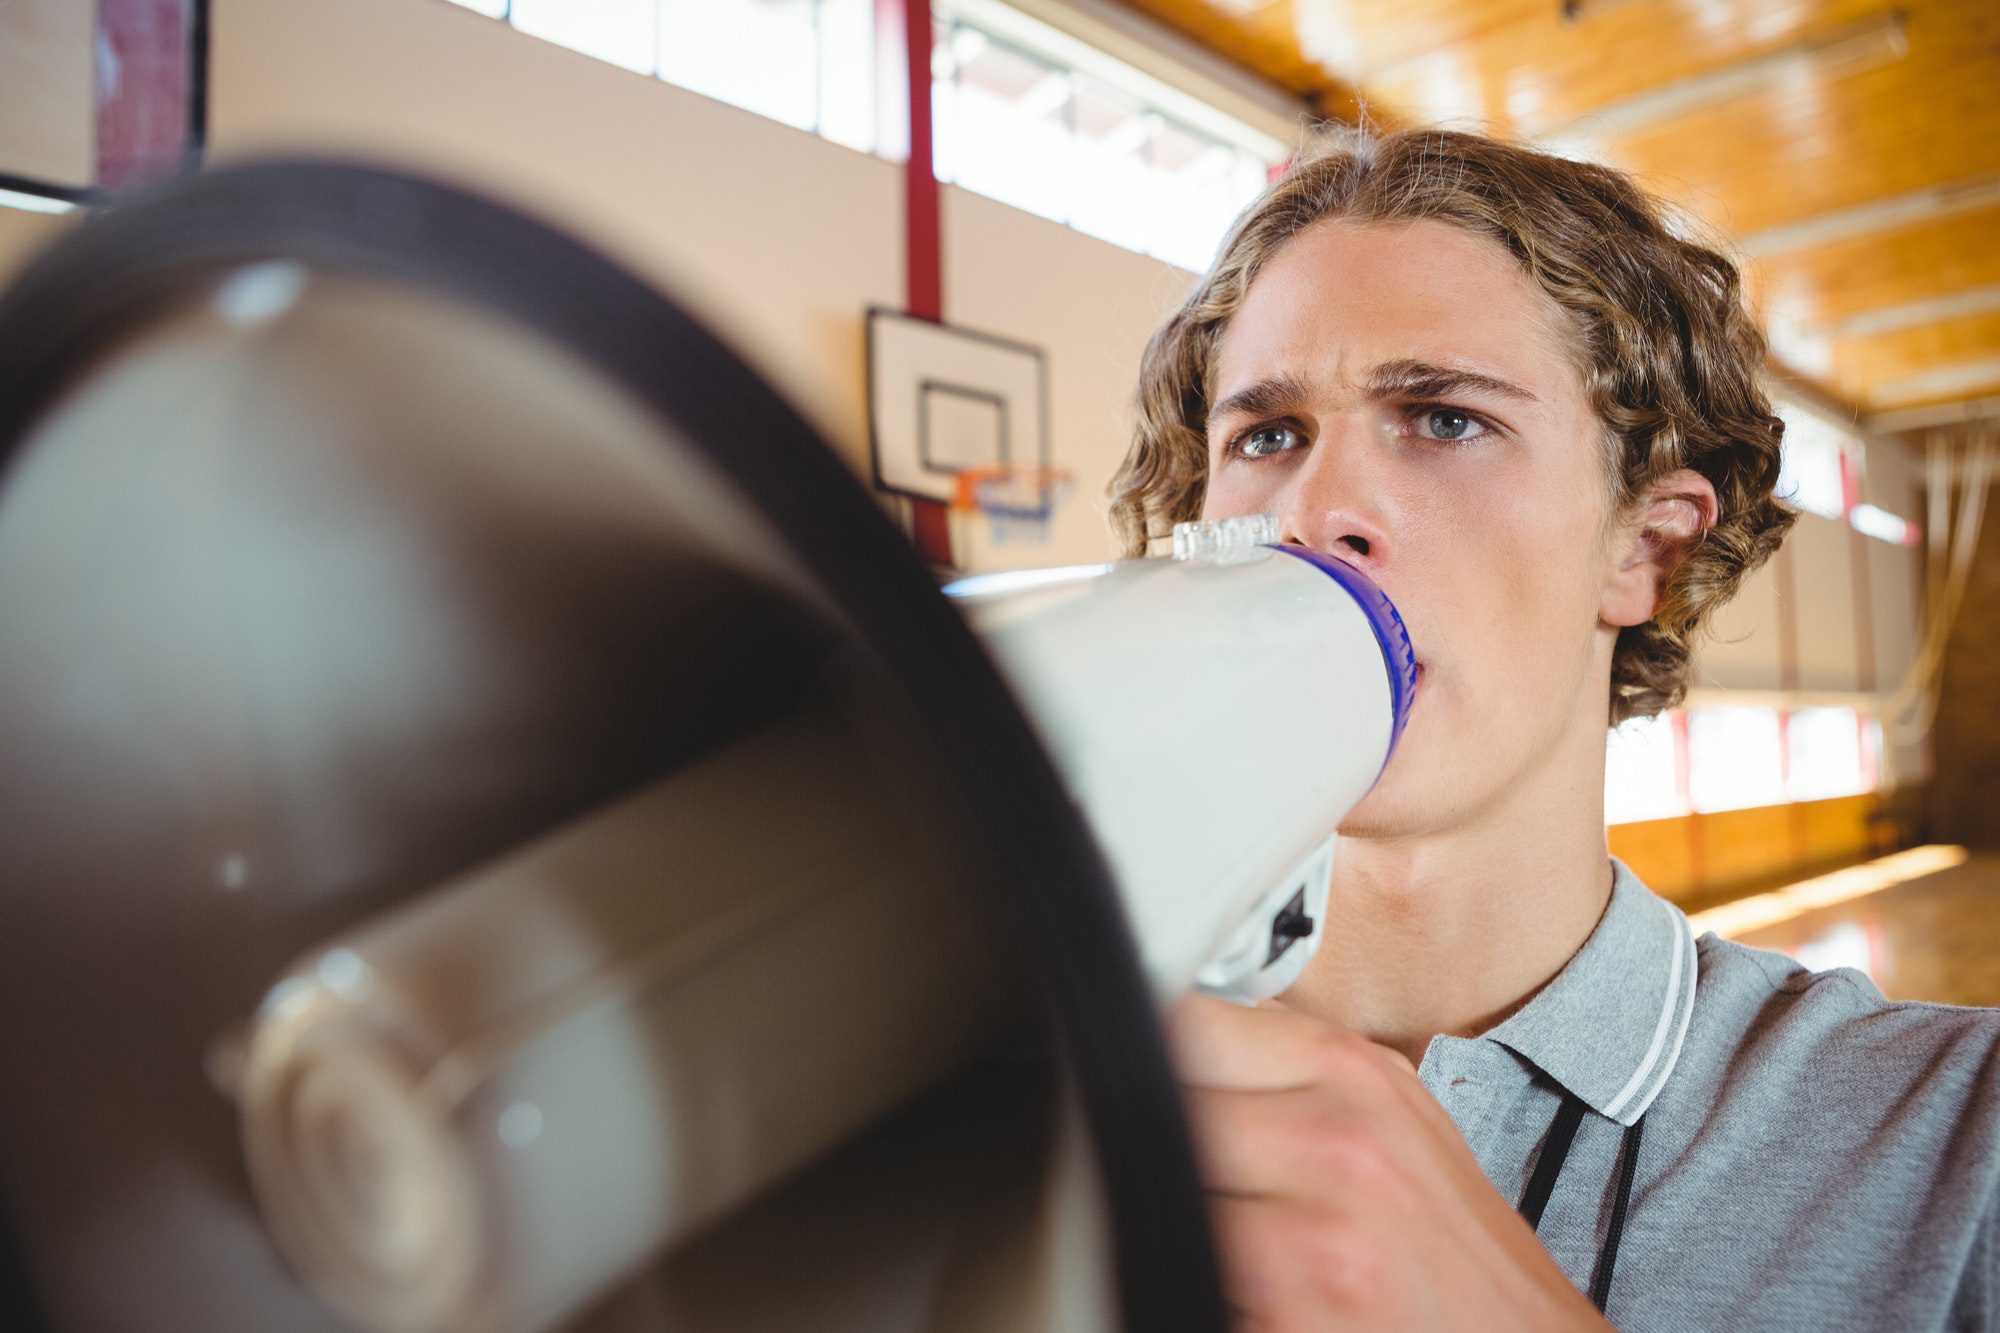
xmin=1868 ymin=358 xmax=2000 ymax=409
xmin=1748 ymin=204 xmax=2000 ymax=334
xmin=1805 ymin=284 xmax=2000 ymax=341
xmin=1870 ymin=395 xmax=2000 ymax=433
xmin=1738 ymin=170 xmax=2000 ymax=258
xmin=1522 ymin=9 xmax=1909 ymax=140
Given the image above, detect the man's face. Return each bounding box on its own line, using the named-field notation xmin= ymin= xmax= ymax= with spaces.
xmin=1201 ymin=218 xmax=1618 ymax=838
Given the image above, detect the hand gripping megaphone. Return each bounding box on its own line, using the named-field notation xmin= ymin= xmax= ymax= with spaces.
xmin=0 ymin=163 xmax=1412 ymax=1333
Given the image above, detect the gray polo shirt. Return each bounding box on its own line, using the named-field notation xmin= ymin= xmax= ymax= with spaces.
xmin=1417 ymin=859 xmax=2000 ymax=1330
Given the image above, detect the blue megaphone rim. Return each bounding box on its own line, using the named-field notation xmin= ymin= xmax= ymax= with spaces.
xmin=1269 ymin=543 xmax=1418 ymax=767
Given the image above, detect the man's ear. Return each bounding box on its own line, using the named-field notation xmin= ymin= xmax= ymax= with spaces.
xmin=1601 ymin=468 xmax=1719 ymax=629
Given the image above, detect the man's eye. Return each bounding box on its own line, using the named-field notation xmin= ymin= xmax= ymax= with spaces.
xmin=1238 ymin=424 xmax=1306 ymax=458
xmin=1412 ymin=407 xmax=1491 ymax=442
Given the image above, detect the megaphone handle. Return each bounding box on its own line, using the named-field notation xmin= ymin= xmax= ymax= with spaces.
xmin=1192 ymin=833 xmax=1337 ymax=1005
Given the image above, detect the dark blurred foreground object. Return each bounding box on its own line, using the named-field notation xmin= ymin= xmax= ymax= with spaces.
xmin=0 ymin=162 xmax=1226 ymax=1333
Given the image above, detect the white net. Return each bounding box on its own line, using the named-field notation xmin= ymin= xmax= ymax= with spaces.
xmin=965 ymin=468 xmax=1071 ymax=544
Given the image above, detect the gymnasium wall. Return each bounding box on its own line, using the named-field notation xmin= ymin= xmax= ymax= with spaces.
xmin=0 ymin=0 xmax=1934 ymax=897
xmin=203 ymin=0 xmax=1196 ymax=562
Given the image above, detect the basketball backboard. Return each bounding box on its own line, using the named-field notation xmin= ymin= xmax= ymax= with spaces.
xmin=866 ymin=307 xmax=1051 ymax=506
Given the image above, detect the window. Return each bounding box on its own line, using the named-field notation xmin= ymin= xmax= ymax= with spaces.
xmin=1148 ymin=118 xmax=1266 ymax=272
xmin=442 ymin=0 xmax=1286 ymax=263
xmin=946 ymin=31 xmax=1074 ymax=223
xmin=815 ymin=0 xmax=877 ymax=152
xmin=1687 ymin=705 xmax=1786 ymax=813
xmin=456 ymin=0 xmax=876 ymax=147
xmin=657 ymin=0 xmax=820 ymax=134
xmin=1772 ymin=400 xmax=1916 ymax=547
xmin=930 ymin=6 xmax=1280 ymax=268
xmin=1068 ymin=79 xmax=1155 ymax=252
xmin=1850 ymin=502 xmax=1917 ymax=546
xmin=510 ymin=0 xmax=657 ymax=74
xmin=1775 ymin=402 xmax=1852 ymax=520
xmin=1605 ymin=712 xmax=1685 ymax=825
xmin=1785 ymin=707 xmax=1869 ymax=801
xmin=1606 ymin=704 xmax=1881 ymax=823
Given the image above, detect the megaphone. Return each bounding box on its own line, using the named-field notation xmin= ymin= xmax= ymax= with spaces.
xmin=0 ymin=163 xmax=1412 ymax=1333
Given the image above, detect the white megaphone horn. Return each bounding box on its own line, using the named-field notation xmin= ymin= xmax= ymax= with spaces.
xmin=230 ymin=517 xmax=1414 ymax=1332
xmin=945 ymin=514 xmax=1418 ymax=1004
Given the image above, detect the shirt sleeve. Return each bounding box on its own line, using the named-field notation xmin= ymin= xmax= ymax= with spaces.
xmin=1948 ymin=1113 xmax=2000 ymax=1328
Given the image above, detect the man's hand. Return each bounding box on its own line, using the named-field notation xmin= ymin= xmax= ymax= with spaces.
xmin=1166 ymin=994 xmax=1611 ymax=1331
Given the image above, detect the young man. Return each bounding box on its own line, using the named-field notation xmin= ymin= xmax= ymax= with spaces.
xmin=1109 ymin=127 xmax=2000 ymax=1329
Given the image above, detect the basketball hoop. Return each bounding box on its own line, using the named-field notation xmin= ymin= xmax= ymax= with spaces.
xmin=951 ymin=465 xmax=1073 ymax=545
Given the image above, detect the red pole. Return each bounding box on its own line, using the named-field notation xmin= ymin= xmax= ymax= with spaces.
xmin=895 ymin=0 xmax=943 ymax=323
xmin=96 ymin=0 xmax=193 ymax=190
xmin=880 ymin=0 xmax=954 ymax=569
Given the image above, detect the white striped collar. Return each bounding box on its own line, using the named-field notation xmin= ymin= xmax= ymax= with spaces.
xmin=1482 ymin=858 xmax=1698 ymax=1126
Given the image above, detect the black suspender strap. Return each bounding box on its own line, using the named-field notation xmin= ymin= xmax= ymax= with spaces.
xmin=1590 ymin=1114 xmax=1645 ymax=1312
xmin=1518 ymin=1089 xmax=1647 ymax=1316
xmin=1517 ymin=1090 xmax=1587 ymax=1230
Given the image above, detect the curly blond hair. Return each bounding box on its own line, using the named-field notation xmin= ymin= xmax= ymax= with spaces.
xmin=1108 ymin=126 xmax=1796 ymax=724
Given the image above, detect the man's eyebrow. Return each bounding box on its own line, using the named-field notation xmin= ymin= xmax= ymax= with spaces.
xmin=1365 ymin=359 xmax=1541 ymax=405
xmin=1208 ymin=372 xmax=1312 ymax=424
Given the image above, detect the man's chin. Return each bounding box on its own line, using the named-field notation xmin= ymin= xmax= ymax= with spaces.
xmin=1335 ymin=784 xmax=1416 ymax=841
xmin=1334 ymin=756 xmax=1459 ymax=842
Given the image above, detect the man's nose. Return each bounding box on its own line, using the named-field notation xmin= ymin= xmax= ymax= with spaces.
xmin=1275 ymin=418 xmax=1393 ymax=571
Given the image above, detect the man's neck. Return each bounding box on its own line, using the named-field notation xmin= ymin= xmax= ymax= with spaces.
xmin=1278 ymin=728 xmax=1615 ymax=1067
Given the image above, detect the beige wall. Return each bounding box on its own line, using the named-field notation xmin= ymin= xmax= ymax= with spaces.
xmin=205 ymin=0 xmax=1194 ymax=570
xmin=942 ymin=184 xmax=1197 ymax=568
xmin=209 ymin=0 xmax=905 ymax=480
xmin=0 ymin=0 xmax=95 ymax=187
xmin=1701 ymin=546 xmax=1787 ymax=692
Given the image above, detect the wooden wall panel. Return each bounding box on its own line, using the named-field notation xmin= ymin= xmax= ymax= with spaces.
xmin=1799 ymin=793 xmax=1881 ymax=864
xmin=1610 ymin=794 xmax=1882 ymax=904
xmin=1706 ymin=805 xmax=1805 ymax=887
xmin=1608 ymin=814 xmax=1698 ymax=899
